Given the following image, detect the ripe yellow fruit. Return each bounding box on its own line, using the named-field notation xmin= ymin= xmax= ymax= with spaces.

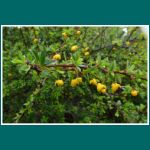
xmin=71 ymin=79 xmax=78 ymax=87
xmin=71 ymin=77 xmax=82 ymax=87
xmin=71 ymin=45 xmax=78 ymax=52
xmin=89 ymin=79 xmax=97 ymax=86
xmin=55 ymin=80 xmax=64 ymax=86
xmin=33 ymin=38 xmax=38 ymax=44
xmin=111 ymin=83 xmax=121 ymax=92
xmin=52 ymin=54 xmax=61 ymax=60
xmin=84 ymin=51 xmax=89 ymax=56
xmin=131 ymin=90 xmax=138 ymax=96
xmin=76 ymin=77 xmax=82 ymax=83
xmin=101 ymin=88 xmax=107 ymax=94
xmin=97 ymin=83 xmax=106 ymax=93
xmin=62 ymin=32 xmax=68 ymax=38
xmin=76 ymin=30 xmax=81 ymax=35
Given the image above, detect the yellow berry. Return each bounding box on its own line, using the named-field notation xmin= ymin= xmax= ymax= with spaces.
xmin=62 ymin=32 xmax=68 ymax=38
xmin=76 ymin=30 xmax=81 ymax=35
xmin=84 ymin=51 xmax=89 ymax=56
xmin=52 ymin=54 xmax=61 ymax=60
xmin=97 ymin=83 xmax=106 ymax=93
xmin=131 ymin=90 xmax=138 ymax=96
xmin=101 ymin=88 xmax=107 ymax=94
xmin=71 ymin=45 xmax=78 ymax=52
xmin=111 ymin=83 xmax=121 ymax=92
xmin=71 ymin=79 xmax=78 ymax=87
xmin=89 ymin=79 xmax=97 ymax=86
xmin=55 ymin=80 xmax=64 ymax=86
xmin=76 ymin=77 xmax=82 ymax=83
xmin=71 ymin=78 xmax=82 ymax=87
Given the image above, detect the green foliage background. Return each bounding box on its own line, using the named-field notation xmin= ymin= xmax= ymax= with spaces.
xmin=3 ymin=26 xmax=147 ymax=123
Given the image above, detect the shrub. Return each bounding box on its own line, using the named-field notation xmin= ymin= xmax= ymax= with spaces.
xmin=3 ymin=26 xmax=147 ymax=123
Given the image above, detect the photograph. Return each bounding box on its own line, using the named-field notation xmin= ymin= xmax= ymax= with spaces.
xmin=1 ymin=25 xmax=149 ymax=125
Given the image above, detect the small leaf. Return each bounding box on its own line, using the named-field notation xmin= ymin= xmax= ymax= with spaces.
xmin=115 ymin=110 xmax=119 ymax=117
xmin=12 ymin=58 xmax=24 ymax=64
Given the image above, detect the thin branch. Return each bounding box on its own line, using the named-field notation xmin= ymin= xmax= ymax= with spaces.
xmin=46 ymin=64 xmax=88 ymax=69
xmin=27 ymin=61 xmax=147 ymax=81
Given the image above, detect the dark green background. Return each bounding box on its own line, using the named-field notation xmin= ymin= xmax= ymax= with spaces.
xmin=0 ymin=0 xmax=149 ymax=149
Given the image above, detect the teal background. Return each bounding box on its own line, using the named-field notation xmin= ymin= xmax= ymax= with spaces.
xmin=0 ymin=0 xmax=149 ymax=150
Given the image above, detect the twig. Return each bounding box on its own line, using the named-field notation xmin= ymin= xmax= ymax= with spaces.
xmin=27 ymin=61 xmax=147 ymax=81
xmin=46 ymin=64 xmax=88 ymax=69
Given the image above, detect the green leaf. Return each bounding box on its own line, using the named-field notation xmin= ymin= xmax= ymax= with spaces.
xmin=40 ymin=50 xmax=46 ymax=65
xmin=31 ymin=50 xmax=39 ymax=63
xmin=19 ymin=64 xmax=30 ymax=74
xmin=115 ymin=110 xmax=119 ymax=117
xmin=12 ymin=58 xmax=24 ymax=64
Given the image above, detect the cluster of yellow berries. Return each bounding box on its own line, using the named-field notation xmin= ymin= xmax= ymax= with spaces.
xmin=97 ymin=83 xmax=107 ymax=94
xmin=90 ymin=79 xmax=107 ymax=93
xmin=83 ymin=47 xmax=90 ymax=56
xmin=62 ymin=30 xmax=81 ymax=39
xmin=89 ymin=78 xmax=138 ymax=96
xmin=89 ymin=79 xmax=97 ymax=86
xmin=55 ymin=78 xmax=81 ymax=88
xmin=55 ymin=78 xmax=83 ymax=87
xmin=70 ymin=46 xmax=90 ymax=55
xmin=111 ymin=83 xmax=121 ymax=92
xmin=52 ymin=54 xmax=61 ymax=60
xmin=71 ymin=77 xmax=82 ymax=87
xmin=55 ymin=78 xmax=138 ymax=97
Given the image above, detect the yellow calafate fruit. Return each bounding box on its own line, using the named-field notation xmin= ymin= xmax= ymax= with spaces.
xmin=76 ymin=77 xmax=82 ymax=83
xmin=33 ymin=38 xmax=38 ymax=44
xmin=97 ymin=83 xmax=106 ymax=93
xmin=52 ymin=54 xmax=61 ymax=60
xmin=131 ymin=90 xmax=138 ymax=96
xmin=71 ymin=45 xmax=78 ymax=52
xmin=55 ymin=80 xmax=64 ymax=86
xmin=76 ymin=30 xmax=81 ymax=35
xmin=62 ymin=32 xmax=68 ymax=38
xmin=71 ymin=79 xmax=78 ymax=87
xmin=111 ymin=83 xmax=121 ymax=92
xmin=89 ymin=79 xmax=97 ymax=86
xmin=101 ymin=88 xmax=107 ymax=94
xmin=84 ymin=51 xmax=89 ymax=56
xmin=71 ymin=77 xmax=82 ymax=87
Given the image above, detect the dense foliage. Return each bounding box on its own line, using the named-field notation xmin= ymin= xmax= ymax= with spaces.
xmin=3 ymin=26 xmax=147 ymax=123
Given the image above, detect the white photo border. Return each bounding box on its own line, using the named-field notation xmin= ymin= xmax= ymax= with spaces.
xmin=1 ymin=25 xmax=149 ymax=126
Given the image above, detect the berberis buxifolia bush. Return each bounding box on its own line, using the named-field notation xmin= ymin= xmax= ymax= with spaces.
xmin=3 ymin=26 xmax=147 ymax=123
